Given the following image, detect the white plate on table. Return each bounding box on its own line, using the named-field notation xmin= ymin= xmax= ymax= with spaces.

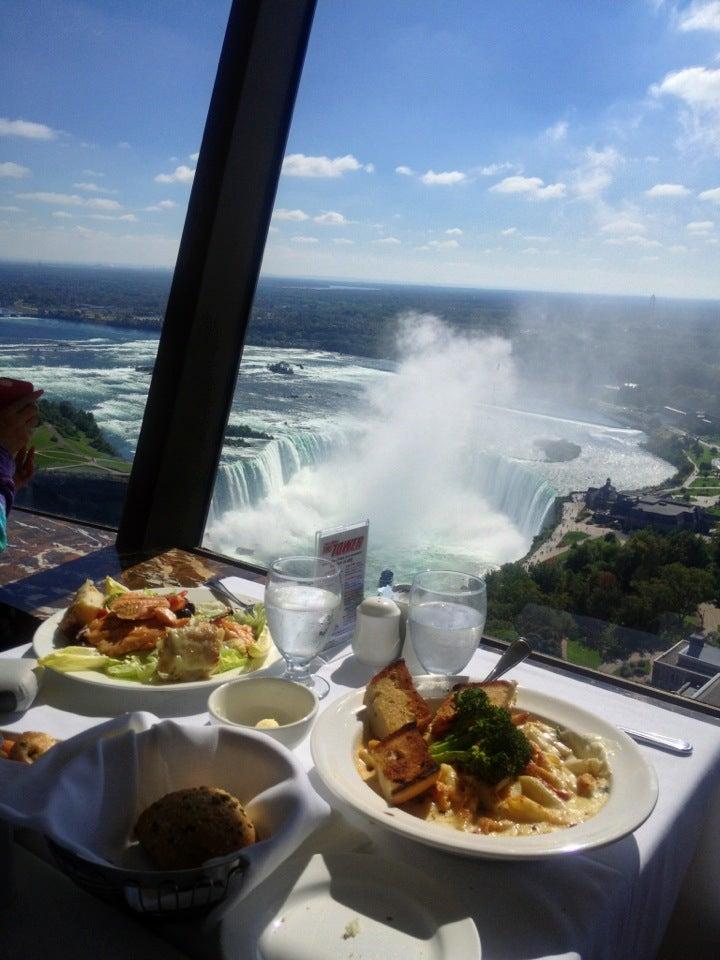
xmin=32 ymin=586 xmax=281 ymax=692
xmin=311 ymin=680 xmax=659 ymax=860
xmin=230 ymin=852 xmax=481 ymax=960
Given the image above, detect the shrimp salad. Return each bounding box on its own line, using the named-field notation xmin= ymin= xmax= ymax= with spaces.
xmin=38 ymin=577 xmax=272 ymax=684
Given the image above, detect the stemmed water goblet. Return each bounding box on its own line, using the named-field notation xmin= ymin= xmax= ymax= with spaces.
xmin=264 ymin=556 xmax=342 ymax=699
xmin=408 ymin=570 xmax=487 ymax=676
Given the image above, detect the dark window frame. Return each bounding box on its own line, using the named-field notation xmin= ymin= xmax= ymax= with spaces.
xmin=117 ymin=0 xmax=317 ymax=551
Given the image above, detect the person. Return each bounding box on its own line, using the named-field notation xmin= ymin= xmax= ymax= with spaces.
xmin=0 ymin=390 xmax=42 ymax=552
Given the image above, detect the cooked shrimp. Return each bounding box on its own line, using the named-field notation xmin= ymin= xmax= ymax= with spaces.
xmin=81 ymin=614 xmax=166 ymax=656
xmin=108 ymin=594 xmax=174 ymax=621
xmin=214 ymin=617 xmax=254 ymax=653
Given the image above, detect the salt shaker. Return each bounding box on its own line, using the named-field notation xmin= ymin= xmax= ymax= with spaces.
xmin=351 ymin=597 xmax=402 ymax=666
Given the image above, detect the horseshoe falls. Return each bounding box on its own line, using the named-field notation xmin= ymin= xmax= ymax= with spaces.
xmin=204 ymin=318 xmax=673 ymax=583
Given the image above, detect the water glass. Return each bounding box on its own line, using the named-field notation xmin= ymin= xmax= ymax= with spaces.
xmin=408 ymin=570 xmax=487 ymax=675
xmin=264 ymin=556 xmax=342 ymax=699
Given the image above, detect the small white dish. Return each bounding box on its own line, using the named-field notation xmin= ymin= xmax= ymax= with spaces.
xmin=208 ymin=677 xmax=318 ymax=749
xmin=229 ymin=852 xmax=481 ymax=959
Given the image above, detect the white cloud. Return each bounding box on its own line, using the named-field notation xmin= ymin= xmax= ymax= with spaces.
xmin=332 ymin=238 xmax=354 ymax=245
xmin=155 ymin=164 xmax=195 ymax=184
xmin=82 ymin=169 xmax=104 ymax=178
xmin=51 ymin=210 xmax=72 ymax=218
xmin=364 ymin=163 xmax=375 ymax=173
xmin=189 ymin=152 xmax=199 ymax=162
xmin=604 ymin=235 xmax=662 ymax=247
xmin=645 ymin=182 xmax=691 ymax=197
xmin=544 ymin=120 xmax=568 ymax=142
xmin=572 ymin=146 xmax=622 ymax=200
xmin=687 ymin=219 xmax=714 ymax=233
xmin=282 ymin=153 xmax=364 ymax=178
xmin=699 ymin=186 xmax=720 ymax=202
xmin=88 ymin=213 xmax=138 ymax=222
xmin=477 ymin=162 xmax=514 ymax=176
xmin=420 ymin=169 xmax=467 ymax=185
xmin=17 ymin=191 xmax=85 ymax=206
xmin=118 ymin=141 xmax=131 ymax=150
xmin=145 ymin=199 xmax=176 ymax=211
xmin=0 ymin=205 xmax=20 ymax=211
xmin=0 ymin=162 xmax=30 ymax=179
xmin=86 ymin=197 xmax=121 ymax=210
xmin=522 ymin=247 xmax=540 ymax=255
xmin=427 ymin=238 xmax=459 ymax=249
xmin=17 ymin=191 xmax=121 ymax=211
xmin=0 ymin=117 xmax=58 ymax=140
xmin=490 ymin=175 xmax=566 ymax=199
xmin=272 ymin=208 xmax=309 ymax=221
xmin=313 ymin=210 xmax=349 ymax=226
xmin=291 ymin=235 xmax=319 ymax=244
xmin=669 ymin=244 xmax=688 ymax=253
xmin=73 ymin=182 xmax=116 ymax=193
xmin=374 ymin=236 xmax=401 ymax=244
xmin=678 ymin=2 xmax=720 ymax=33
xmin=501 ymin=227 xmax=518 ymax=236
xmin=651 ymin=66 xmax=720 ymax=107
xmin=445 ymin=227 xmax=463 ymax=235
xmin=600 ymin=217 xmax=647 ymax=235
xmin=395 ymin=165 xmax=414 ymax=176
xmin=524 ymin=234 xmax=551 ymax=242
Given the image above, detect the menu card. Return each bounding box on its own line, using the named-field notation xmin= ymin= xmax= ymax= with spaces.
xmin=315 ymin=519 xmax=369 ymax=645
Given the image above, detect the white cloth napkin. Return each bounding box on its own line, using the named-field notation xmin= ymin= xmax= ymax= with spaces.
xmin=0 ymin=711 xmax=329 ymax=910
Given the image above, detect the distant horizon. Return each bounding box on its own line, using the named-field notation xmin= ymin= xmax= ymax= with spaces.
xmin=1 ymin=257 xmax=719 ymax=307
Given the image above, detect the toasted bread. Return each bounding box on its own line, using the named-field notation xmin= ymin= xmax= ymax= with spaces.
xmin=369 ymin=723 xmax=439 ymax=806
xmin=363 ymin=660 xmax=432 ymax=739
xmin=428 ymin=680 xmax=517 ymax=741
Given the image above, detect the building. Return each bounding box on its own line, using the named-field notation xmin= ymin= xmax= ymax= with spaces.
xmin=585 ymin=480 xmax=712 ymax=534
xmin=652 ymin=632 xmax=720 ymax=706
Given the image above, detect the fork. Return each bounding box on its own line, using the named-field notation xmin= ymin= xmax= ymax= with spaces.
xmin=204 ymin=576 xmax=255 ymax=613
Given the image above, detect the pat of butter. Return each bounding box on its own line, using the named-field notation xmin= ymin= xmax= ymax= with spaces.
xmin=255 ymin=718 xmax=280 ymax=729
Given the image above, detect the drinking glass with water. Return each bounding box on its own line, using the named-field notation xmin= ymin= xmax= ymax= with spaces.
xmin=408 ymin=570 xmax=487 ymax=675
xmin=264 ymin=556 xmax=342 ymax=699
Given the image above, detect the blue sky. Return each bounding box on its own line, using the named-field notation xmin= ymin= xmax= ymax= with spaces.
xmin=2 ymin=0 xmax=720 ymax=297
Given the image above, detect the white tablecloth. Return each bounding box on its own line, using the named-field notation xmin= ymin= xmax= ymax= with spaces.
xmin=2 ymin=583 xmax=720 ymax=960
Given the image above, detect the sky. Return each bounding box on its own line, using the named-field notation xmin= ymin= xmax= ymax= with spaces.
xmin=2 ymin=0 xmax=720 ymax=297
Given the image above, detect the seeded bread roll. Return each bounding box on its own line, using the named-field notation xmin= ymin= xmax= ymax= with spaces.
xmin=134 ymin=786 xmax=256 ymax=870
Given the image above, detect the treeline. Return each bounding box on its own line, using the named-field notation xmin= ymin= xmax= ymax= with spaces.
xmin=39 ymin=399 xmax=119 ymax=457
xmin=487 ymin=529 xmax=720 ymax=663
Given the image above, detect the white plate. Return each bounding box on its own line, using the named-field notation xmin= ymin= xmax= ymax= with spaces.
xmin=230 ymin=852 xmax=481 ymax=960
xmin=311 ymin=681 xmax=659 ymax=860
xmin=32 ymin=586 xmax=281 ymax=692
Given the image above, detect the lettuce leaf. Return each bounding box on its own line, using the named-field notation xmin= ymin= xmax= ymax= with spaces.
xmin=104 ymin=652 xmax=159 ymax=683
xmin=214 ymin=645 xmax=251 ymax=674
xmin=39 ymin=646 xmax=114 ymax=672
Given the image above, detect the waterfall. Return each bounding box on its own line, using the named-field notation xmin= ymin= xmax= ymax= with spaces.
xmin=471 ymin=451 xmax=556 ymax=538
xmin=208 ymin=429 xmax=349 ymax=523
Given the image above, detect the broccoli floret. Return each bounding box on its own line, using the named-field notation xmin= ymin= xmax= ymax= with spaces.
xmin=428 ymin=687 xmax=532 ymax=785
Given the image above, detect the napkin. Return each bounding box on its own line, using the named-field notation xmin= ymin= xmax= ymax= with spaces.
xmin=0 ymin=712 xmax=329 ymax=915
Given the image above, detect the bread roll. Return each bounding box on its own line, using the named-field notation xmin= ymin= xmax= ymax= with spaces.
xmin=134 ymin=786 xmax=256 ymax=870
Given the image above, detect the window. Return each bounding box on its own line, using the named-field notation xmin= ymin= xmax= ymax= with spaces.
xmin=0 ymin=0 xmax=231 ymax=525
xmin=202 ymin=1 xmax=720 ymax=710
xmin=3 ymin=1 xmax=720 ymax=714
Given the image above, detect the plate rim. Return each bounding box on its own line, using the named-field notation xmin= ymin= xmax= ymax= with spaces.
xmin=310 ymin=682 xmax=659 ymax=860
xmin=32 ymin=585 xmax=280 ymax=692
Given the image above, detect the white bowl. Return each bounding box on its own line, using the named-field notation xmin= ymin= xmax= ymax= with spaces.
xmin=208 ymin=677 xmax=319 ymax=749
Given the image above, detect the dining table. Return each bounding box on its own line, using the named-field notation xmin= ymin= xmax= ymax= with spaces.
xmin=1 ymin=571 xmax=720 ymax=960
